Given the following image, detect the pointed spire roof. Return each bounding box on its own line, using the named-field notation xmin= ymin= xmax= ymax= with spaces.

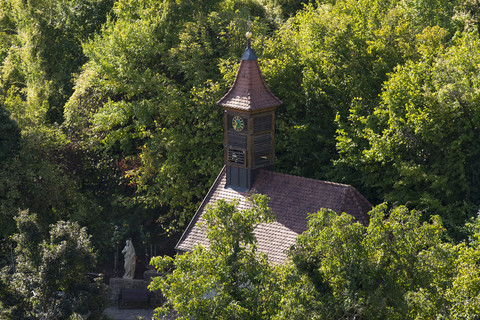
xmin=217 ymin=36 xmax=282 ymax=112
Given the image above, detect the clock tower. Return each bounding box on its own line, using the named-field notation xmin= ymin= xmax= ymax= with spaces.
xmin=217 ymin=32 xmax=282 ymax=190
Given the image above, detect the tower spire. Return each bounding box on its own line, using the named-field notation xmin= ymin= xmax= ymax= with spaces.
xmin=217 ymin=22 xmax=282 ymax=190
xmin=218 ymin=29 xmax=280 ymax=111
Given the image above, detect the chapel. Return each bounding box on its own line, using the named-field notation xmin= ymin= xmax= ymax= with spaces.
xmin=175 ymin=33 xmax=371 ymax=264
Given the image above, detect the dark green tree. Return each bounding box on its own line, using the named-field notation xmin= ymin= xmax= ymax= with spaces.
xmin=0 ymin=210 xmax=108 ymax=320
xmin=0 ymin=0 xmax=119 ymax=264
xmin=0 ymin=105 xmax=20 ymax=162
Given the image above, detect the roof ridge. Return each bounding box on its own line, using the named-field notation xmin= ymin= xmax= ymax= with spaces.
xmin=259 ymin=169 xmax=351 ymax=188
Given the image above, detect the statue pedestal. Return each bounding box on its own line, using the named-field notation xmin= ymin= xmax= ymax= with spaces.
xmin=109 ymin=276 xmax=164 ymax=307
xmin=109 ymin=278 xmax=148 ymax=303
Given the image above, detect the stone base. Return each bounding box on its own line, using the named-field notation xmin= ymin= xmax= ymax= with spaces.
xmin=109 ymin=278 xmax=148 ymax=304
xmin=109 ymin=277 xmax=165 ymax=307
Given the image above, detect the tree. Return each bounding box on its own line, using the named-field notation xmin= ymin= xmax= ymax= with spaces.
xmin=0 ymin=0 xmax=113 ymax=123
xmin=261 ymin=0 xmax=457 ymax=181
xmin=278 ymin=204 xmax=451 ymax=319
xmin=0 ymin=210 xmax=108 ymax=320
xmin=0 ymin=0 xmax=119 ymax=265
xmin=336 ymin=29 xmax=480 ymax=237
xmin=64 ymin=0 xmax=276 ymax=233
xmin=149 ymin=201 xmax=480 ymax=319
xmin=149 ymin=194 xmax=283 ymax=320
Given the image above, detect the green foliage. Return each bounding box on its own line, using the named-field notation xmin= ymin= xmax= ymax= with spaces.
xmin=0 ymin=0 xmax=113 ymax=123
xmin=0 ymin=0 xmax=120 ymax=263
xmin=65 ymin=0 xmax=276 ymax=232
xmin=279 ymin=204 xmax=473 ymax=319
xmin=261 ymin=0 xmax=459 ymax=181
xmin=150 ymin=195 xmax=283 ymax=319
xmin=0 ymin=132 xmax=75 ymax=241
xmin=149 ymin=203 xmax=480 ymax=319
xmin=0 ymin=105 xmax=20 ymax=162
xmin=261 ymin=0 xmax=316 ymax=20
xmin=3 ymin=1 xmax=480 ymax=316
xmin=336 ymin=30 xmax=480 ymax=237
xmin=0 ymin=210 xmax=108 ymax=319
xmin=0 ymin=107 xmax=115 ymax=254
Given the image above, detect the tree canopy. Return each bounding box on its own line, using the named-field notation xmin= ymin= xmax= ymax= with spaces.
xmin=1 ymin=0 xmax=480 ymax=316
xmin=151 ymin=198 xmax=480 ymax=319
xmin=336 ymin=29 xmax=480 ymax=237
xmin=0 ymin=210 xmax=108 ymax=319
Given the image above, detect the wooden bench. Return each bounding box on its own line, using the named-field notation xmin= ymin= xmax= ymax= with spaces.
xmin=118 ymin=288 xmax=150 ymax=309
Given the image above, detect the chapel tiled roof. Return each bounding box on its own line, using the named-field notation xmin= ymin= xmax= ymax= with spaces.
xmin=217 ymin=47 xmax=282 ymax=111
xmin=175 ymin=167 xmax=371 ymax=265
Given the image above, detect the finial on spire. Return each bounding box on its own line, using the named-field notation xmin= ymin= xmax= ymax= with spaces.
xmin=241 ymin=16 xmax=257 ymax=60
xmin=246 ymin=17 xmax=252 ymax=48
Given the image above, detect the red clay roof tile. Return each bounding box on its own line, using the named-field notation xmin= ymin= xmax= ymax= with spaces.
xmin=176 ymin=167 xmax=371 ymax=265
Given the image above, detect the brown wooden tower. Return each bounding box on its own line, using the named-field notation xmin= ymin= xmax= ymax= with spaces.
xmin=217 ymin=34 xmax=282 ymax=190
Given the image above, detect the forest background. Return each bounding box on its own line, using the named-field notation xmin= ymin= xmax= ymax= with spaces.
xmin=1 ymin=0 xmax=480 ymax=318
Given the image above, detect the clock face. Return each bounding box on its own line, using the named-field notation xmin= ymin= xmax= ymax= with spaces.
xmin=232 ymin=115 xmax=244 ymax=131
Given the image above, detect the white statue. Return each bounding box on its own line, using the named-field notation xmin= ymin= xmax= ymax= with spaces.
xmin=122 ymin=239 xmax=136 ymax=279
